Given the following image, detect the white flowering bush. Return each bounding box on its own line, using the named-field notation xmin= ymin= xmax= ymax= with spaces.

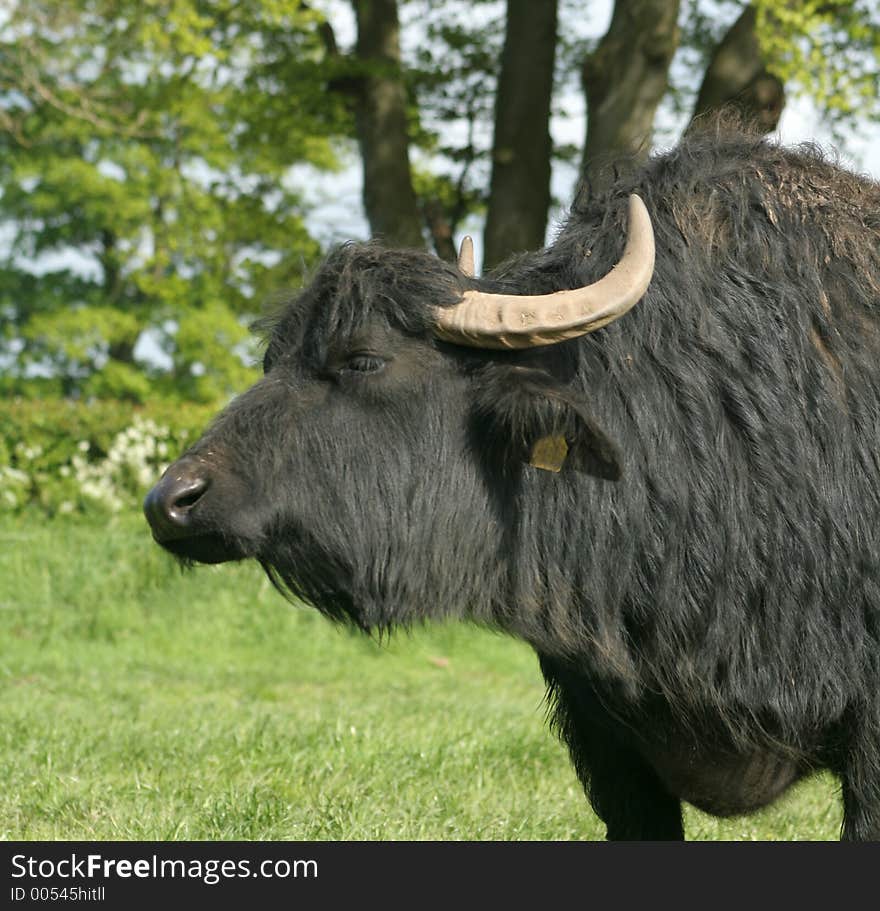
xmin=71 ymin=418 xmax=174 ymax=512
xmin=0 ymin=465 xmax=30 ymax=510
xmin=0 ymin=399 xmax=217 ymax=516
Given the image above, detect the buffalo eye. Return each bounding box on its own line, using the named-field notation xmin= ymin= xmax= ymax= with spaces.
xmin=341 ymin=353 xmax=386 ymax=375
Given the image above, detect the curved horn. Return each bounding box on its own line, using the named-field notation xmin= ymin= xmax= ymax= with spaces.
xmin=457 ymin=235 xmax=475 ymax=277
xmin=434 ymin=194 xmax=655 ymax=349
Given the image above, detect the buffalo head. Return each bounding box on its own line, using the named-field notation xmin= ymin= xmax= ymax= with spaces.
xmin=144 ymin=196 xmax=653 ymax=628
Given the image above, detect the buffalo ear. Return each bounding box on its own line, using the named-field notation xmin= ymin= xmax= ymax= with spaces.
xmin=472 ymin=365 xmax=622 ymax=480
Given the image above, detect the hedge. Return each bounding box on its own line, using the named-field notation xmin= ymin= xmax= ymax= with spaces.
xmin=0 ymin=397 xmax=219 ymax=515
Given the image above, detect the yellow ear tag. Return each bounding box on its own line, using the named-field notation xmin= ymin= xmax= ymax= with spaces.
xmin=529 ymin=435 xmax=568 ymax=472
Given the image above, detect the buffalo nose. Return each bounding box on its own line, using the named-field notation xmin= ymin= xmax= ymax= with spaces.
xmin=143 ymin=465 xmax=210 ymax=541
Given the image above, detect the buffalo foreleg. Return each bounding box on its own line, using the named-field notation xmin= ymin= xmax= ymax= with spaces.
xmin=836 ymin=715 xmax=880 ymax=841
xmin=540 ymin=656 xmax=684 ymax=841
xmin=587 ymin=746 xmax=685 ymax=841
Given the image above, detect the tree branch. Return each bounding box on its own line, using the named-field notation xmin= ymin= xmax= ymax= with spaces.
xmin=581 ymin=0 xmax=681 ymax=188
xmin=689 ymin=5 xmax=785 ymax=134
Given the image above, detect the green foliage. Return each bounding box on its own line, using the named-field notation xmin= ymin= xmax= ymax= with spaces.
xmin=0 ymin=397 xmax=217 ymax=515
xmin=756 ymin=0 xmax=879 ymax=125
xmin=0 ymin=0 xmax=346 ymax=402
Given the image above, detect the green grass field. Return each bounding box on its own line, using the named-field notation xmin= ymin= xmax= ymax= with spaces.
xmin=0 ymin=514 xmax=843 ymax=840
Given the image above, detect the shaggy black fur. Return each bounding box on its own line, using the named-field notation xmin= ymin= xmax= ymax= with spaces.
xmin=145 ymin=126 xmax=880 ymax=840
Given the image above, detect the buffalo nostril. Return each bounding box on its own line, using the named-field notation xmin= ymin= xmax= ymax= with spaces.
xmin=170 ymin=477 xmax=208 ymax=512
xmin=144 ymin=470 xmax=210 ymax=541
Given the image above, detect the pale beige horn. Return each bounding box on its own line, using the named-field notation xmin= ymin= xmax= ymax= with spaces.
xmin=458 ymin=235 xmax=475 ymax=277
xmin=434 ymin=194 xmax=655 ymax=349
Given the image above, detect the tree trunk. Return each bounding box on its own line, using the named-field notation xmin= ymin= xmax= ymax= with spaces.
xmin=99 ymin=229 xmax=122 ymax=304
xmin=581 ymin=0 xmax=681 ymax=188
xmin=352 ymin=0 xmax=424 ymax=248
xmin=483 ymin=0 xmax=558 ymax=270
xmin=689 ymin=6 xmax=785 ymax=134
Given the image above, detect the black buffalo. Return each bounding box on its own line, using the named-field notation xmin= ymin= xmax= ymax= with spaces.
xmin=145 ymin=128 xmax=880 ymax=840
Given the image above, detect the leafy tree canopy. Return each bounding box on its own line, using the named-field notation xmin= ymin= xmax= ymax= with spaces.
xmin=0 ymin=0 xmax=348 ymax=402
xmin=0 ymin=0 xmax=877 ymax=403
